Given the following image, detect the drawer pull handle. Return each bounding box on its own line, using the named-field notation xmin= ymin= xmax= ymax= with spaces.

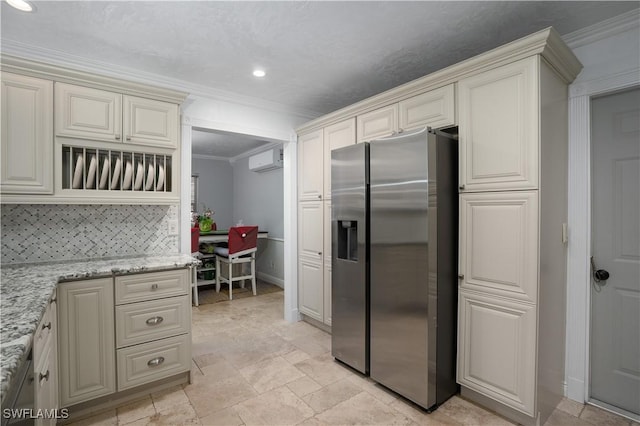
xmin=42 ymin=322 xmax=52 ymax=331
xmin=146 ymin=316 xmax=164 ymax=326
xmin=39 ymin=370 xmax=49 ymax=382
xmin=147 ymin=357 xmax=165 ymax=367
xmin=151 ymin=284 xmax=159 ymax=290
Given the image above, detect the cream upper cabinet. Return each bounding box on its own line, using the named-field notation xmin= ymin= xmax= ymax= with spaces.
xmin=398 ymin=84 xmax=455 ymax=132
xmin=56 ymin=83 xmax=178 ymax=148
xmin=58 ymin=277 xmax=116 ymax=407
xmin=458 ymin=57 xmax=539 ymax=191
xmin=458 ymin=290 xmax=536 ymax=416
xmin=324 ymin=118 xmax=356 ymax=199
xmin=1 ymin=72 xmax=53 ymax=194
xmin=357 ymin=104 xmax=398 ymax=143
xmin=124 ymin=95 xmax=178 ymax=148
xmin=55 ymin=83 xmax=123 ymax=143
xmin=459 ymin=191 xmax=539 ymax=303
xmin=357 ymin=84 xmax=456 ymax=143
xmin=298 ymin=129 xmax=324 ymax=201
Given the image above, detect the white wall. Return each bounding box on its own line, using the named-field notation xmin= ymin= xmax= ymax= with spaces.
xmin=564 ymin=9 xmax=640 ymax=402
xmin=192 ymin=157 xmax=234 ymax=229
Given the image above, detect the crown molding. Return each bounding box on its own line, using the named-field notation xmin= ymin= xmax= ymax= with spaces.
xmin=297 ymin=27 xmax=582 ymax=134
xmin=0 ymin=38 xmax=320 ymax=120
xmin=563 ymin=8 xmax=640 ymax=49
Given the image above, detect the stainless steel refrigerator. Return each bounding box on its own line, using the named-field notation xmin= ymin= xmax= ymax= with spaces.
xmin=331 ymin=127 xmax=458 ymax=411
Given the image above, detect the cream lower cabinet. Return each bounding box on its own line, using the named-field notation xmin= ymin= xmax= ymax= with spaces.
xmin=34 ymin=291 xmax=58 ymax=425
xmin=356 ymin=84 xmax=455 ymax=142
xmin=298 ymin=200 xmax=325 ymax=323
xmin=458 ymin=290 xmax=536 ymax=414
xmin=58 ymin=269 xmax=191 ymax=408
xmin=58 ymin=278 xmax=116 ymax=407
xmin=0 ymin=72 xmax=53 ymax=194
xmin=297 ymin=198 xmax=334 ymax=326
xmin=114 ymin=270 xmax=191 ymax=391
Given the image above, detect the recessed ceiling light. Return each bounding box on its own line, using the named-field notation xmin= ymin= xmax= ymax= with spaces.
xmin=6 ymin=0 xmax=34 ymax=12
xmin=253 ymin=69 xmax=266 ymax=78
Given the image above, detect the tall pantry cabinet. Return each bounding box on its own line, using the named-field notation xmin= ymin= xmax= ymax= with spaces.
xmin=298 ymin=119 xmax=356 ymax=326
xmin=295 ymin=28 xmax=581 ymax=426
xmin=456 ymin=55 xmax=577 ymax=424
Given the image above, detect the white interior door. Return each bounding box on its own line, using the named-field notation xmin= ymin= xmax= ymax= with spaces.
xmin=590 ymin=87 xmax=640 ymax=417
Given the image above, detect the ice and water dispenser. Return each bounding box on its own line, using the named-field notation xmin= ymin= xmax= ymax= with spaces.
xmin=337 ymin=220 xmax=358 ymax=261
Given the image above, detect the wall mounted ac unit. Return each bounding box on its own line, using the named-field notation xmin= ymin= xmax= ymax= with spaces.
xmin=248 ymin=148 xmax=283 ymax=172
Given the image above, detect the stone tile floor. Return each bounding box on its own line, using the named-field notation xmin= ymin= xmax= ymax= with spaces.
xmin=70 ymin=290 xmax=638 ymax=426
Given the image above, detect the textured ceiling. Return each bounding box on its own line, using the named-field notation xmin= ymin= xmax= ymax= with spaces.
xmin=1 ymin=1 xmax=637 ymax=157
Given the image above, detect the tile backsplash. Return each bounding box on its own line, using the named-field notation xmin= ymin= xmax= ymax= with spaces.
xmin=1 ymin=204 xmax=179 ymax=265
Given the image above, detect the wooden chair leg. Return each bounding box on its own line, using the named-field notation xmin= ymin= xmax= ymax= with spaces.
xmin=228 ymin=260 xmax=233 ymax=300
xmin=215 ymin=255 xmax=221 ymax=293
xmin=251 ymin=255 xmax=257 ymax=296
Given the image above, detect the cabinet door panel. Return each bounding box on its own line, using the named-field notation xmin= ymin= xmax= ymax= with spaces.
xmin=1 ymin=73 xmax=53 ymax=194
xmin=459 ymin=191 xmax=538 ymax=303
xmin=298 ymin=201 xmax=324 ymax=259
xmin=398 ymin=84 xmax=455 ymax=131
xmin=55 ymin=83 xmax=122 ymax=142
xmin=458 ymin=57 xmax=538 ymax=191
xmin=58 ymin=278 xmax=115 ymax=406
xmin=298 ymin=129 xmax=324 ymax=201
xmin=324 ymin=201 xmax=332 ymax=325
xmin=298 ymin=258 xmax=323 ymax=322
xmin=357 ymin=104 xmax=398 ymax=143
xmin=124 ymin=96 xmax=178 ymax=148
xmin=457 ymin=290 xmax=536 ymax=416
xmin=324 ymin=118 xmax=356 ymax=199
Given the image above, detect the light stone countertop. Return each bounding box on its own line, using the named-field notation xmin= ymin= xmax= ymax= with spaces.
xmin=0 ymin=254 xmax=199 ymax=402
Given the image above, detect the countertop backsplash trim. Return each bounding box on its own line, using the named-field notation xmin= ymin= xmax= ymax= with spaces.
xmin=1 ymin=204 xmax=179 ymax=264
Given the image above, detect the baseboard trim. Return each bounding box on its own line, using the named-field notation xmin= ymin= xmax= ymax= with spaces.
xmin=257 ymin=271 xmax=283 ymax=288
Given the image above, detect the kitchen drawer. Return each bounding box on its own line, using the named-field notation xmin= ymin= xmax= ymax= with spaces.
xmin=115 ymin=269 xmax=189 ymax=304
xmin=116 ymin=295 xmax=190 ymax=348
xmin=116 ymin=334 xmax=190 ymax=391
xmin=33 ymin=295 xmax=56 ymax=367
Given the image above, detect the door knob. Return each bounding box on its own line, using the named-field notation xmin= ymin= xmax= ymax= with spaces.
xmin=590 ymin=256 xmax=610 ymax=283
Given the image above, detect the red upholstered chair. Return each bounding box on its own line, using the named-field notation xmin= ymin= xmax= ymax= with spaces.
xmin=214 ymin=226 xmax=258 ymax=300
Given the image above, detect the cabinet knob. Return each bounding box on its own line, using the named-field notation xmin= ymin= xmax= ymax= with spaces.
xmin=147 ymin=356 xmax=165 ymax=367
xmin=151 ymin=283 xmax=159 ymax=290
xmin=458 ymin=274 xmax=464 ymax=280
xmin=318 ymin=252 xmax=322 ymax=256
xmin=115 ymin=134 xmax=121 ymax=140
xmin=398 ymin=128 xmax=404 ymax=134
xmin=39 ymin=370 xmax=50 ymax=382
xmin=42 ymin=322 xmax=52 ymax=331
xmin=459 ymin=185 xmax=465 ymax=190
xmin=50 ymin=297 xmax=56 ymax=304
xmin=146 ymin=316 xmax=164 ymax=326
xmin=126 ymin=136 xmax=132 ymax=141
xmin=317 ymin=195 xmax=321 ymax=199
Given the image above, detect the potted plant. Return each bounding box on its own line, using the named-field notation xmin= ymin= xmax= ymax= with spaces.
xmin=196 ymin=208 xmax=215 ymax=232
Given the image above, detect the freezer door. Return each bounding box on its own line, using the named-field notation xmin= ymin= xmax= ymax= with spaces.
xmin=369 ymin=128 xmax=437 ymax=409
xmin=331 ymin=142 xmax=369 ymax=374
